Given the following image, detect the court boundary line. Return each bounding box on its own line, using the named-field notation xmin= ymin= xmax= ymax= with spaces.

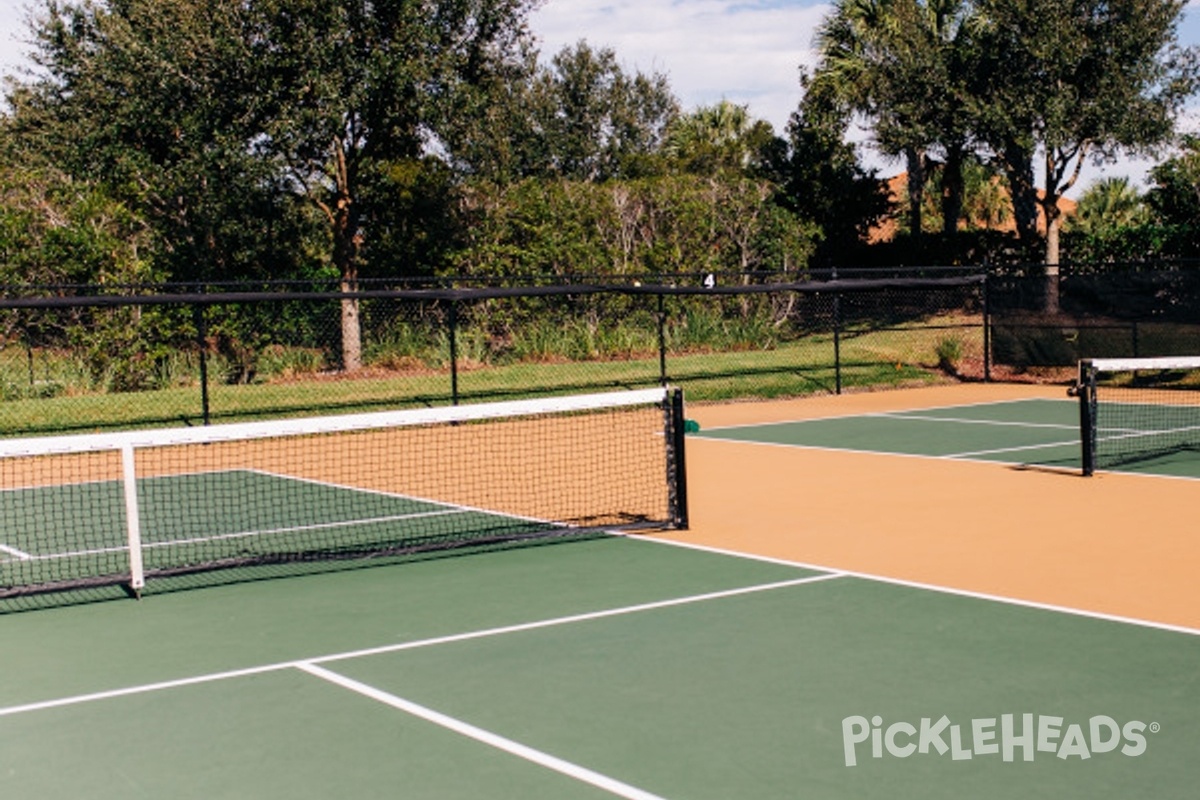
xmin=943 ymin=439 xmax=1082 ymax=459
xmin=14 ymin=508 xmax=475 ymax=564
xmin=689 ymin=434 xmax=1077 ymax=470
xmin=242 ymin=467 xmax=563 ymax=527
xmin=694 ymin=399 xmax=1083 ymax=467
xmin=878 ymin=411 xmax=1077 ymax=431
xmin=696 ymin=397 xmax=1067 ymax=433
xmin=0 ymin=571 xmax=845 ymax=719
xmin=643 ymin=536 xmax=1200 ymax=637
xmin=0 ymin=543 xmax=31 ymax=560
xmin=297 ymin=662 xmax=669 ymax=800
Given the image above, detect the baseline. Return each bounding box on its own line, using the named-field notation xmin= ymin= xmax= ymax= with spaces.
xmin=646 ymin=537 xmax=1200 ymax=638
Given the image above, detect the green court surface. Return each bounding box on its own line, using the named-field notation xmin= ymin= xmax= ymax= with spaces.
xmin=0 ymin=470 xmax=552 ymax=593
xmin=1 ymin=535 xmax=1197 ymax=799
xmin=695 ymin=397 xmax=1200 ymax=478
xmin=2 ymin=470 xmax=473 ymax=553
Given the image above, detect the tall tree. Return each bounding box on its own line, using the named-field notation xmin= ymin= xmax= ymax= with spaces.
xmin=8 ymin=0 xmax=540 ymax=370
xmin=812 ymin=0 xmax=980 ymax=238
xmin=972 ymin=0 xmax=1198 ymax=309
xmin=440 ymin=41 xmax=678 ymax=183
xmin=1145 ymin=134 xmax=1200 ymax=227
xmin=243 ymin=0 xmax=540 ymax=369
xmin=6 ymin=0 xmax=302 ymax=286
xmin=782 ymin=69 xmax=892 ymax=261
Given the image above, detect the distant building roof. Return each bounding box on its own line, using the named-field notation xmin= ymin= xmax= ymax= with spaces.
xmin=869 ymin=173 xmax=1076 ymax=243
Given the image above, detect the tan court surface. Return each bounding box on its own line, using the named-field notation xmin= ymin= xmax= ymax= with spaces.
xmin=667 ymin=383 xmax=1200 ymax=631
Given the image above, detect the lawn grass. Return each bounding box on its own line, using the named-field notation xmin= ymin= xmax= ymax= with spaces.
xmin=0 ymin=316 xmax=981 ymax=437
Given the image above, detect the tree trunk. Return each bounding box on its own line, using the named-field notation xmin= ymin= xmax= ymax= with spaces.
xmin=328 ymin=140 xmax=363 ymax=372
xmin=1003 ymin=140 xmax=1039 ymax=244
xmin=1043 ymin=210 xmax=1062 ymax=315
xmin=941 ymin=145 xmax=965 ymax=236
xmin=905 ymin=147 xmax=925 ymax=236
xmin=333 ymin=215 xmax=363 ymax=372
xmin=340 ymin=282 xmax=363 ymax=372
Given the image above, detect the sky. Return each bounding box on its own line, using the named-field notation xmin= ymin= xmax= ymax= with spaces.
xmin=1 ymin=0 xmax=1199 ymax=193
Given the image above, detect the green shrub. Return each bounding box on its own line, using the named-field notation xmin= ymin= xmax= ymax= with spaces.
xmin=936 ymin=336 xmax=963 ymax=373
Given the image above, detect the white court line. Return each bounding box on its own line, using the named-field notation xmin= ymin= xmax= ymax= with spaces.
xmin=0 ymin=543 xmax=32 ymax=560
xmin=687 ymin=434 xmax=1081 ymax=470
xmin=698 ymin=397 xmax=1066 ymax=432
xmin=878 ymin=412 xmax=1077 ymax=431
xmin=873 ymin=413 xmax=1084 ymax=460
xmin=0 ymin=661 xmax=293 ymax=719
xmin=0 ymin=572 xmax=843 ymax=719
xmin=696 ymin=405 xmax=1084 ymax=465
xmin=643 ymin=537 xmax=1200 ymax=638
xmin=1096 ymin=424 xmax=1200 ymax=442
xmin=241 ymin=468 xmax=559 ymax=527
xmin=298 ymin=662 xmax=669 ymax=800
xmin=138 ymin=508 xmax=471 ymax=552
xmin=19 ymin=508 xmax=473 ymax=564
xmin=944 ymin=439 xmax=1081 ymax=459
xmin=306 ymin=573 xmax=845 ymax=667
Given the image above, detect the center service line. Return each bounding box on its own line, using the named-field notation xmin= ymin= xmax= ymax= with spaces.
xmin=297 ymin=662 xmax=669 ymax=800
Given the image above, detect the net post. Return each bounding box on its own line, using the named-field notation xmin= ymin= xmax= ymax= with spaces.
xmin=120 ymin=443 xmax=146 ymax=596
xmin=667 ymin=387 xmax=689 ymax=529
xmin=1077 ymin=360 xmax=1097 ymax=477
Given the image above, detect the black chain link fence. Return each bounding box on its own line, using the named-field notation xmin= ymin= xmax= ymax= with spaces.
xmin=989 ymin=264 xmax=1200 ymax=371
xmin=5 ymin=267 xmax=1196 ymax=437
xmin=0 ymin=275 xmax=986 ymax=436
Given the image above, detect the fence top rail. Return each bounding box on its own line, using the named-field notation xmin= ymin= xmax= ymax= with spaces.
xmin=0 ymin=275 xmax=987 ymax=310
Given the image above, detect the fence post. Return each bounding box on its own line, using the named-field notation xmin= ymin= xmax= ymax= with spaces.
xmin=449 ymin=298 xmax=459 ymax=405
xmin=657 ymin=291 xmax=668 ymax=386
xmin=832 ymin=268 xmax=842 ymax=395
xmin=982 ymin=272 xmax=991 ymax=383
xmin=192 ymin=301 xmax=211 ymax=425
xmin=21 ymin=313 xmax=34 ymax=390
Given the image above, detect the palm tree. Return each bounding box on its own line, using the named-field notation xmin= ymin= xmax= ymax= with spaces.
xmin=813 ymin=0 xmax=930 ymax=233
xmin=811 ymin=0 xmax=981 ymax=237
xmin=961 ymin=158 xmax=1012 ymax=231
xmin=663 ymin=100 xmax=776 ymax=174
xmin=1070 ymin=177 xmax=1148 ymax=236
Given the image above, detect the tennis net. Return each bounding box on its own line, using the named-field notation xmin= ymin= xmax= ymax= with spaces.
xmin=1076 ymin=357 xmax=1200 ymax=475
xmin=0 ymin=388 xmax=687 ymax=599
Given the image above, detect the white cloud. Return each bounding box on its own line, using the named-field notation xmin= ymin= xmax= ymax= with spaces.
xmin=530 ymin=0 xmax=830 ymax=132
xmin=534 ymin=0 xmax=1200 ymax=193
xmin=0 ymin=4 xmax=31 ymax=74
xmin=1 ymin=0 xmax=1196 ymax=193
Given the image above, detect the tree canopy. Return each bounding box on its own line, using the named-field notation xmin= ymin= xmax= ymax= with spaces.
xmin=809 ymin=0 xmax=1198 ymax=282
xmin=0 ymin=0 xmax=1197 ymax=343
xmin=6 ymin=0 xmax=545 ymax=367
xmin=975 ymin=0 xmax=1196 ymax=258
